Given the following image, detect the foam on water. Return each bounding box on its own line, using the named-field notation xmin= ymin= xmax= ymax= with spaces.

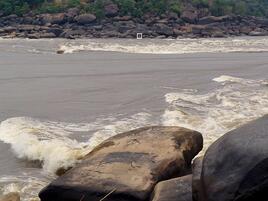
xmin=0 ymin=113 xmax=153 ymax=174
xmin=0 ymin=112 xmax=153 ymax=200
xmin=163 ymin=75 xmax=268 ymax=152
xmin=0 ymin=75 xmax=267 ymax=200
xmin=0 ymin=175 xmax=49 ymax=201
xmin=58 ymin=37 xmax=268 ymax=54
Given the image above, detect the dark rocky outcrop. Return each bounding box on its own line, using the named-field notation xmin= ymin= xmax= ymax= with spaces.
xmin=0 ymin=193 xmax=20 ymax=201
xmin=39 ymin=126 xmax=203 ymax=201
xmin=198 ymin=115 xmax=268 ymax=201
xmin=1 ymin=9 xmax=268 ymax=39
xmin=151 ymin=175 xmax=192 ymax=201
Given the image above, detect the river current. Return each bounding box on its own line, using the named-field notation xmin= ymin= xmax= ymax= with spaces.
xmin=0 ymin=37 xmax=267 ymax=200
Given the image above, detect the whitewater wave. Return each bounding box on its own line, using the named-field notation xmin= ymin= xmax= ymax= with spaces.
xmin=0 ymin=113 xmax=153 ymax=175
xmin=0 ymin=175 xmax=49 ymax=201
xmin=58 ymin=37 xmax=268 ymax=54
xmin=0 ymin=75 xmax=267 ymax=175
xmin=162 ymin=75 xmax=268 ymax=152
xmin=0 ymin=75 xmax=267 ymax=200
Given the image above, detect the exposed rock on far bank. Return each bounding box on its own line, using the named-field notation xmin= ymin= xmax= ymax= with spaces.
xmin=197 ymin=115 xmax=268 ymax=201
xmin=75 ymin=14 xmax=96 ymax=25
xmin=151 ymin=174 xmax=192 ymax=201
xmin=1 ymin=8 xmax=268 ymax=39
xmin=39 ymin=126 xmax=203 ymax=201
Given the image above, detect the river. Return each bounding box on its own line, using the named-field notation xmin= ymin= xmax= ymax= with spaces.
xmin=0 ymin=37 xmax=267 ymax=200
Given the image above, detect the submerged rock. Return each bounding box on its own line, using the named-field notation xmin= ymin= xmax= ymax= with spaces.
xmin=0 ymin=192 xmax=20 ymax=201
xmin=199 ymin=115 xmax=268 ymax=201
xmin=151 ymin=175 xmax=192 ymax=201
xmin=39 ymin=126 xmax=203 ymax=201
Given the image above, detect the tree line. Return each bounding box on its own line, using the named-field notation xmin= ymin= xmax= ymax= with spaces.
xmin=1 ymin=0 xmax=268 ymax=18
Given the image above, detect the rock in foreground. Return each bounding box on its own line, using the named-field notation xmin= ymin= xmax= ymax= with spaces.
xmin=199 ymin=115 xmax=268 ymax=201
xmin=39 ymin=126 xmax=203 ymax=201
xmin=151 ymin=175 xmax=192 ymax=201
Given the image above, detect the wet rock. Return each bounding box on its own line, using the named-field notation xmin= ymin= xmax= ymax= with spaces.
xmin=47 ymin=27 xmax=63 ymax=37
xmin=40 ymin=32 xmax=56 ymax=38
xmin=41 ymin=13 xmax=66 ymax=25
xmin=192 ymin=157 xmax=204 ymax=201
xmin=198 ymin=15 xmax=230 ymax=25
xmin=66 ymin=8 xmax=80 ymax=20
xmin=248 ymin=30 xmax=267 ymax=36
xmin=240 ymin=27 xmax=252 ymax=34
xmin=27 ymin=33 xmax=40 ymax=39
xmin=153 ymin=23 xmax=174 ymax=36
xmin=151 ymin=175 xmax=192 ymax=201
xmin=60 ymin=29 xmax=86 ymax=38
xmin=3 ymin=26 xmax=16 ymax=33
xmin=75 ymin=14 xmax=96 ymax=25
xmin=17 ymin=25 xmax=35 ymax=32
xmin=0 ymin=192 xmax=20 ymax=201
xmin=168 ymin=12 xmax=178 ymax=20
xmin=181 ymin=10 xmax=198 ymax=24
xmin=212 ymin=31 xmax=226 ymax=38
xmin=199 ymin=115 xmax=268 ymax=201
xmin=39 ymin=126 xmax=203 ymax=201
xmin=104 ymin=3 xmax=119 ymax=17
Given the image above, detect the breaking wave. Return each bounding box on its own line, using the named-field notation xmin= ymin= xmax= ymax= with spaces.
xmin=58 ymin=37 xmax=268 ymax=54
xmin=0 ymin=75 xmax=267 ymax=200
xmin=162 ymin=75 xmax=268 ymax=152
xmin=0 ymin=75 xmax=267 ymax=176
xmin=0 ymin=113 xmax=153 ymax=175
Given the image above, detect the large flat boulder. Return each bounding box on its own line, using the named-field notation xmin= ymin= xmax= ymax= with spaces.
xmin=39 ymin=126 xmax=203 ymax=201
xmin=151 ymin=175 xmax=192 ymax=201
xmin=199 ymin=115 xmax=268 ymax=201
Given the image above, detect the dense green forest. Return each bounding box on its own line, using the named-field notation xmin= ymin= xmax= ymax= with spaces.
xmin=1 ymin=0 xmax=268 ymax=17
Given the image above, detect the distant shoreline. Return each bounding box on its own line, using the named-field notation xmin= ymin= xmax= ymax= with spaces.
xmin=1 ymin=12 xmax=268 ymax=40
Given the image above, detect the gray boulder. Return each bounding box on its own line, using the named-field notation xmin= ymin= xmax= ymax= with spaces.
xmin=153 ymin=23 xmax=174 ymax=36
xmin=181 ymin=10 xmax=198 ymax=24
xmin=151 ymin=175 xmax=192 ymax=201
xmin=192 ymin=157 xmax=204 ymax=201
xmin=41 ymin=13 xmax=66 ymax=25
xmin=199 ymin=115 xmax=268 ymax=201
xmin=39 ymin=126 xmax=203 ymax=201
xmin=75 ymin=14 xmax=96 ymax=25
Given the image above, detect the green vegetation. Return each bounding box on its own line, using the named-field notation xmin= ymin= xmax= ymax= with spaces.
xmin=1 ymin=0 xmax=268 ymax=17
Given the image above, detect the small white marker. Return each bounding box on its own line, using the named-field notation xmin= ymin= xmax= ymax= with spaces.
xmin=137 ymin=33 xmax=143 ymax=39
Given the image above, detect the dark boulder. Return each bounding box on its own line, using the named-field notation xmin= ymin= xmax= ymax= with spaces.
xmin=39 ymin=126 xmax=203 ymax=201
xmin=192 ymin=157 xmax=204 ymax=201
xmin=181 ymin=10 xmax=198 ymax=24
xmin=199 ymin=115 xmax=268 ymax=201
xmin=104 ymin=3 xmax=119 ymax=17
xmin=75 ymin=14 xmax=96 ymax=25
xmin=41 ymin=13 xmax=66 ymax=25
xmin=198 ymin=15 xmax=231 ymax=25
xmin=40 ymin=32 xmax=56 ymax=38
xmin=47 ymin=27 xmax=63 ymax=37
xmin=151 ymin=175 xmax=192 ymax=201
xmin=153 ymin=23 xmax=174 ymax=36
